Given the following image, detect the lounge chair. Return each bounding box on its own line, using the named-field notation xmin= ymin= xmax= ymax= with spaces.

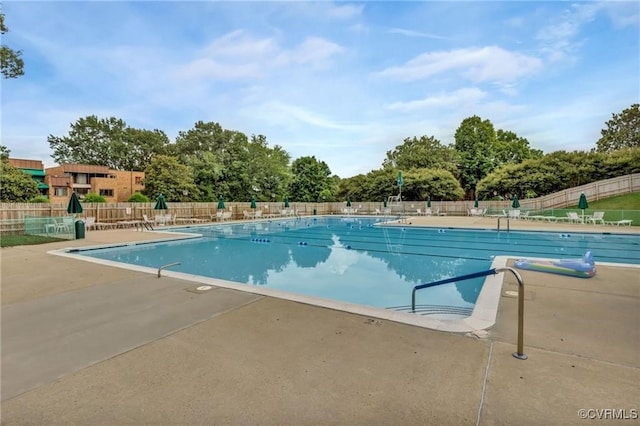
xmin=605 ymin=219 xmax=632 ymax=226
xmin=587 ymin=211 xmax=605 ymax=225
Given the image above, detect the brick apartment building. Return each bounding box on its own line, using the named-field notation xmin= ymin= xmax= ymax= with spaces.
xmin=44 ymin=164 xmax=145 ymax=203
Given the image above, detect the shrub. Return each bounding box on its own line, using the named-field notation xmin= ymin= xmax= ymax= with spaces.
xmin=29 ymin=195 xmax=50 ymax=203
xmin=83 ymin=192 xmax=107 ymax=203
xmin=128 ymin=192 xmax=149 ymax=202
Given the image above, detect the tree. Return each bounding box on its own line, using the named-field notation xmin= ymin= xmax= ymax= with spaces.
xmin=174 ymin=121 xmax=252 ymax=201
xmin=143 ymin=155 xmax=199 ymax=202
xmin=0 ymin=160 xmax=39 ymax=202
xmin=288 ymin=156 xmax=333 ymax=202
xmin=0 ymin=144 xmax=10 ymax=161
xmin=245 ymin=135 xmax=292 ymax=202
xmin=596 ymin=104 xmax=640 ymax=153
xmin=494 ymin=129 xmax=543 ymax=165
xmin=383 ymin=135 xmax=458 ymax=176
xmin=454 ymin=116 xmax=498 ymax=197
xmin=1 ymin=13 xmax=24 ymax=79
xmin=48 ymin=116 xmax=170 ymax=170
xmin=400 ymin=169 xmax=464 ymax=201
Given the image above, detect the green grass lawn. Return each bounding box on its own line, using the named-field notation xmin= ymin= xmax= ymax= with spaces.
xmin=583 ymin=192 xmax=640 ymax=210
xmin=0 ymin=234 xmax=66 ymax=248
xmin=541 ymin=192 xmax=640 ymax=225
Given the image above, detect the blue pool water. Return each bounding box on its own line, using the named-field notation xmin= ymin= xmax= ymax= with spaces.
xmin=79 ymin=217 xmax=640 ymax=315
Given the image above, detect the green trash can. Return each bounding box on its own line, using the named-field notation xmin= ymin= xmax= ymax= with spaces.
xmin=75 ymin=220 xmax=85 ymax=239
xmin=313 ymin=208 xmax=317 ymax=215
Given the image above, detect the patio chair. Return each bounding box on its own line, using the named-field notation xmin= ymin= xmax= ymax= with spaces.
xmin=56 ymin=217 xmax=74 ymax=234
xmin=155 ymin=214 xmax=166 ymax=226
xmin=84 ymin=217 xmax=96 ymax=231
xmin=566 ymin=212 xmax=583 ymax=223
xmin=587 ymin=211 xmax=605 ymax=225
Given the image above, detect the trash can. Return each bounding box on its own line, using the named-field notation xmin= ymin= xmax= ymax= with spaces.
xmin=75 ymin=220 xmax=85 ymax=239
xmin=313 ymin=208 xmax=317 ymax=215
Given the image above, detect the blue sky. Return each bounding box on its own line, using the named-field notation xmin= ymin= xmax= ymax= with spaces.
xmin=2 ymin=1 xmax=638 ymax=178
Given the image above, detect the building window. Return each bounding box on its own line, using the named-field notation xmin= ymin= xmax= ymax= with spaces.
xmin=75 ymin=173 xmax=88 ymax=184
xmin=99 ymin=189 xmax=114 ymax=197
xmin=54 ymin=187 xmax=68 ymax=196
xmin=76 ymin=188 xmax=90 ymax=196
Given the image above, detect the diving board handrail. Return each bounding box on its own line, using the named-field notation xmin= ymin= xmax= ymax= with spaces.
xmin=411 ymin=266 xmax=527 ymax=360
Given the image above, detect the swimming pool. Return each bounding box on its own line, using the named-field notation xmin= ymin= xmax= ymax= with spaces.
xmin=75 ymin=217 xmax=639 ymax=325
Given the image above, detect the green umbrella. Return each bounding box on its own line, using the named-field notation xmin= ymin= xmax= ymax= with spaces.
xmin=217 ymin=195 xmax=225 ymax=209
xmin=474 ymin=196 xmax=479 ymax=208
xmin=511 ymin=195 xmax=520 ymax=209
xmin=250 ymin=196 xmax=257 ymax=209
xmin=66 ymin=192 xmax=83 ymax=215
xmin=578 ymin=193 xmax=588 ymax=210
xmin=346 ymin=198 xmax=351 ymax=207
xmin=284 ymin=198 xmax=290 ymax=208
xmin=427 ymin=197 xmax=431 ymax=208
xmin=383 ymin=199 xmax=387 ymax=208
xmin=397 ymin=171 xmax=404 ymax=187
xmin=154 ymin=194 xmax=168 ymax=210
xmin=578 ymin=193 xmax=588 ymax=222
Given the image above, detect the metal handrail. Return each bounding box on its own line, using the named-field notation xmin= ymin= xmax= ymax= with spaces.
xmin=157 ymin=262 xmax=180 ymax=278
xmin=497 ymin=217 xmax=510 ymax=233
xmin=411 ymin=266 xmax=527 ymax=360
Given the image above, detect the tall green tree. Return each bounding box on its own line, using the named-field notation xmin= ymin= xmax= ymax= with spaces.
xmin=143 ymin=155 xmax=199 ymax=202
xmin=494 ymin=129 xmax=543 ymax=165
xmin=454 ymin=116 xmax=498 ymax=197
xmin=288 ymin=156 xmax=332 ymax=202
xmin=246 ymin=134 xmax=292 ymax=202
xmin=1 ymin=13 xmax=24 ymax=79
xmin=48 ymin=116 xmax=170 ymax=170
xmin=174 ymin=121 xmax=251 ymax=200
xmin=596 ymin=104 xmax=640 ymax=153
xmin=383 ymin=135 xmax=458 ymax=175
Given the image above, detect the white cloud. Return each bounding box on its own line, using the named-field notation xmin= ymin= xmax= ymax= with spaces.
xmin=176 ymin=32 xmax=344 ymax=81
xmin=533 ymin=1 xmax=638 ymax=62
xmin=387 ymin=88 xmax=487 ymax=111
xmin=375 ymin=46 xmax=542 ymax=84
xmin=388 ymin=27 xmax=448 ymax=40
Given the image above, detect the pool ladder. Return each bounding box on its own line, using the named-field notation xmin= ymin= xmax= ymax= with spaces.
xmin=411 ymin=267 xmax=527 ymax=360
xmin=497 ymin=217 xmax=510 ymax=233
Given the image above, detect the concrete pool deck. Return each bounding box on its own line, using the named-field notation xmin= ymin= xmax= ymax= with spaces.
xmin=1 ymin=216 xmax=639 ymax=424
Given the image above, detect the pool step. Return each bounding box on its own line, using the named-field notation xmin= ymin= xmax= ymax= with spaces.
xmin=387 ymin=304 xmax=473 ymax=317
